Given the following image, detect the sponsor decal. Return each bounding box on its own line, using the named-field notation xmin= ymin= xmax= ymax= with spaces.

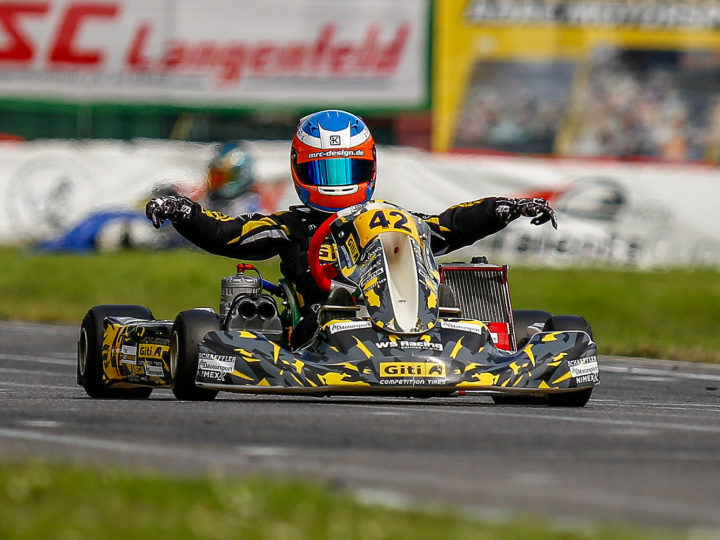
xmin=327 ymin=320 xmax=372 ymax=334
xmin=307 ymin=149 xmax=366 ymax=159
xmin=120 ymin=344 xmax=137 ymax=365
xmin=568 ymin=356 xmax=599 ymax=378
xmin=138 ymin=344 xmax=168 ymax=360
xmin=121 ymin=344 xmax=137 ymax=356
xmin=143 ymin=361 xmax=164 ymax=377
xmin=440 ymin=320 xmax=487 ymax=334
xmin=575 ymin=374 xmax=599 ymax=384
xmin=197 ymin=352 xmax=236 ymax=373
xmin=199 ymin=369 xmax=225 ymax=381
xmin=379 ymin=378 xmax=448 ymax=386
xmin=379 ymin=361 xmax=447 ymax=377
xmin=376 ymin=341 xmax=443 ymax=351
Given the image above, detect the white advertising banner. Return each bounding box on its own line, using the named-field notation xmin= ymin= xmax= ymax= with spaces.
xmin=1 ymin=138 xmax=718 ymax=267
xmin=0 ymin=0 xmax=428 ymax=107
xmin=0 ymin=139 xmax=215 ymax=242
xmin=375 ymin=150 xmax=720 ymax=268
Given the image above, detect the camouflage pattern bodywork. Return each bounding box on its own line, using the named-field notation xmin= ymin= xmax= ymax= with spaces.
xmin=193 ymin=317 xmax=598 ymax=396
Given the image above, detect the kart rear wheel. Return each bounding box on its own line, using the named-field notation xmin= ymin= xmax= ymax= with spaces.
xmin=77 ymin=305 xmax=154 ymax=399
xmin=170 ymin=310 xmax=221 ymax=401
xmin=543 ymin=314 xmax=594 ymax=407
xmin=512 ymin=309 xmax=552 ymax=349
xmin=543 ymin=314 xmax=594 ymax=340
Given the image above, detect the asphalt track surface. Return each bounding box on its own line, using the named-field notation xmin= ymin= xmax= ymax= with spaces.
xmin=1 ymin=321 xmax=719 ymax=533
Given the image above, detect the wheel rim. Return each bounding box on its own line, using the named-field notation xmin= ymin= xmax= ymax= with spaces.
xmin=170 ymin=331 xmax=179 ymax=379
xmin=78 ymin=328 xmax=89 ymax=376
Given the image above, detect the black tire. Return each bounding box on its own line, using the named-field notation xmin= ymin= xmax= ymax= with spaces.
xmin=491 ymin=394 xmax=546 ymax=405
xmin=547 ymin=388 xmax=593 ymax=407
xmin=543 ymin=314 xmax=594 ymax=340
xmin=543 ymin=314 xmax=594 ymax=407
xmin=170 ymin=310 xmax=221 ymax=401
xmin=77 ymin=305 xmax=154 ymax=399
xmin=512 ymin=309 xmax=552 ymax=349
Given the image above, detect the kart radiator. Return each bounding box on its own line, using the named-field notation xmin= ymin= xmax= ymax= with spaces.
xmin=439 ymin=262 xmax=516 ymax=349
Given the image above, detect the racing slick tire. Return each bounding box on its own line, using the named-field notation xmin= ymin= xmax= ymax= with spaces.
xmin=170 ymin=309 xmax=221 ymax=401
xmin=77 ymin=305 xmax=154 ymax=399
xmin=543 ymin=315 xmax=594 ymax=407
xmin=512 ymin=309 xmax=552 ymax=349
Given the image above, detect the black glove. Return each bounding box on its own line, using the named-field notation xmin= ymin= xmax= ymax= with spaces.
xmin=495 ymin=197 xmax=557 ymax=229
xmin=145 ymin=195 xmax=194 ymax=229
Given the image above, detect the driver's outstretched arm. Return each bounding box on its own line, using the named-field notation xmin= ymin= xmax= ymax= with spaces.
xmin=171 ymin=201 xmax=292 ymax=260
xmin=423 ymin=197 xmax=506 ymax=255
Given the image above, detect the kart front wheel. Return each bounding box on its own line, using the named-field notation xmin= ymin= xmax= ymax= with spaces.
xmin=77 ymin=305 xmax=154 ymax=399
xmin=170 ymin=310 xmax=221 ymax=401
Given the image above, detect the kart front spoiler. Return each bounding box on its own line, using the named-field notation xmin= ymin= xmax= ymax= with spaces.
xmin=193 ymin=327 xmax=599 ymax=397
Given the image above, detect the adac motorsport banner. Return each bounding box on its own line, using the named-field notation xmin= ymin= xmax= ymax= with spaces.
xmin=433 ymin=0 xmax=720 ymax=160
xmin=0 ymin=0 xmax=428 ymax=107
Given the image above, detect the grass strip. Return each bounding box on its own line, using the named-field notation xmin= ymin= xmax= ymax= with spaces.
xmin=0 ymin=461 xmax=678 ymax=540
xmin=1 ymin=247 xmax=718 ymax=362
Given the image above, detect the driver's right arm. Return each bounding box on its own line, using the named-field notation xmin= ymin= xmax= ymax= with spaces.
xmin=169 ymin=200 xmax=292 ymax=260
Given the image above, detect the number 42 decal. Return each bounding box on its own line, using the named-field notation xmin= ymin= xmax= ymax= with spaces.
xmin=355 ymin=208 xmax=419 ymax=246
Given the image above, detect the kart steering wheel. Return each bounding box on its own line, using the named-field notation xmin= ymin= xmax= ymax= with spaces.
xmin=308 ymin=212 xmax=339 ymax=293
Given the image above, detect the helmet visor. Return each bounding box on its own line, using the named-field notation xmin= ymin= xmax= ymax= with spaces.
xmin=295 ymin=158 xmax=374 ymax=187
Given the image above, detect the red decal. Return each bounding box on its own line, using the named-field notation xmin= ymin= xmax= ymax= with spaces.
xmin=488 ymin=322 xmax=511 ymax=351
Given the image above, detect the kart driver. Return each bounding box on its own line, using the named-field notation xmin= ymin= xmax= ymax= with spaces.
xmin=146 ymin=109 xmax=557 ymax=348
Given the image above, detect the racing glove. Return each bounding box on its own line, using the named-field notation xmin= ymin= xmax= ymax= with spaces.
xmin=495 ymin=197 xmax=558 ymax=229
xmin=145 ymin=195 xmax=194 ymax=229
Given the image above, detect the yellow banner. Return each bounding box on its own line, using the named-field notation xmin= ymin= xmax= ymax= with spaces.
xmin=433 ymin=0 xmax=720 ymax=162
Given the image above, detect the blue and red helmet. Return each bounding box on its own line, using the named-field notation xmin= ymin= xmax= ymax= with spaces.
xmin=291 ymin=110 xmax=376 ymax=213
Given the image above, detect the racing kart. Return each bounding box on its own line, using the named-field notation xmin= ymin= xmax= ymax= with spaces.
xmin=77 ymin=201 xmax=599 ymax=406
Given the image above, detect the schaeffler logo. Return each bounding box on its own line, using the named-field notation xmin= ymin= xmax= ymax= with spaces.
xmin=0 ymin=3 xmax=411 ymax=87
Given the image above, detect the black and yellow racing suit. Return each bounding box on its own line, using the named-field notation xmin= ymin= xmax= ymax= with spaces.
xmin=173 ymin=198 xmax=507 ymax=345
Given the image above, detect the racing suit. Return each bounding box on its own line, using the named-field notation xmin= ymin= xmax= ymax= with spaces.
xmin=168 ymin=198 xmax=508 ymax=346
xmin=149 ymin=195 xmax=555 ymax=347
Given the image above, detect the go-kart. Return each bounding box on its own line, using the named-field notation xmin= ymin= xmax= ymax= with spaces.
xmin=77 ymin=201 xmax=599 ymax=406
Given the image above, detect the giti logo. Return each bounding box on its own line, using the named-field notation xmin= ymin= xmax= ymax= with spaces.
xmin=138 ymin=344 xmax=168 ymax=360
xmin=379 ymin=362 xmax=446 ymax=378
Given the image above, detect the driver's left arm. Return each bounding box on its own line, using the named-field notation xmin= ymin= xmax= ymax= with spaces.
xmin=421 ymin=197 xmax=506 ymax=256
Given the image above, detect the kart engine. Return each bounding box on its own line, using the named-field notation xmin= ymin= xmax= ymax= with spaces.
xmin=220 ymin=264 xmax=283 ymax=343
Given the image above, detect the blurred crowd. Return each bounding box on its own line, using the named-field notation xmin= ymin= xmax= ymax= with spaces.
xmin=453 ymin=50 xmax=720 ymax=162
xmin=567 ymin=51 xmax=718 ymax=161
xmin=454 ymin=86 xmax=566 ymax=154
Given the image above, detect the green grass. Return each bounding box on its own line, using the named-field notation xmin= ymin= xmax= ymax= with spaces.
xmin=0 ymin=461 xmax=678 ymax=540
xmin=1 ymin=247 xmax=719 ymax=362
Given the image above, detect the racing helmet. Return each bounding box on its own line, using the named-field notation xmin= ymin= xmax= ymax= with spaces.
xmin=291 ymin=110 xmax=376 ymax=212
xmin=206 ymin=141 xmax=255 ymax=201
